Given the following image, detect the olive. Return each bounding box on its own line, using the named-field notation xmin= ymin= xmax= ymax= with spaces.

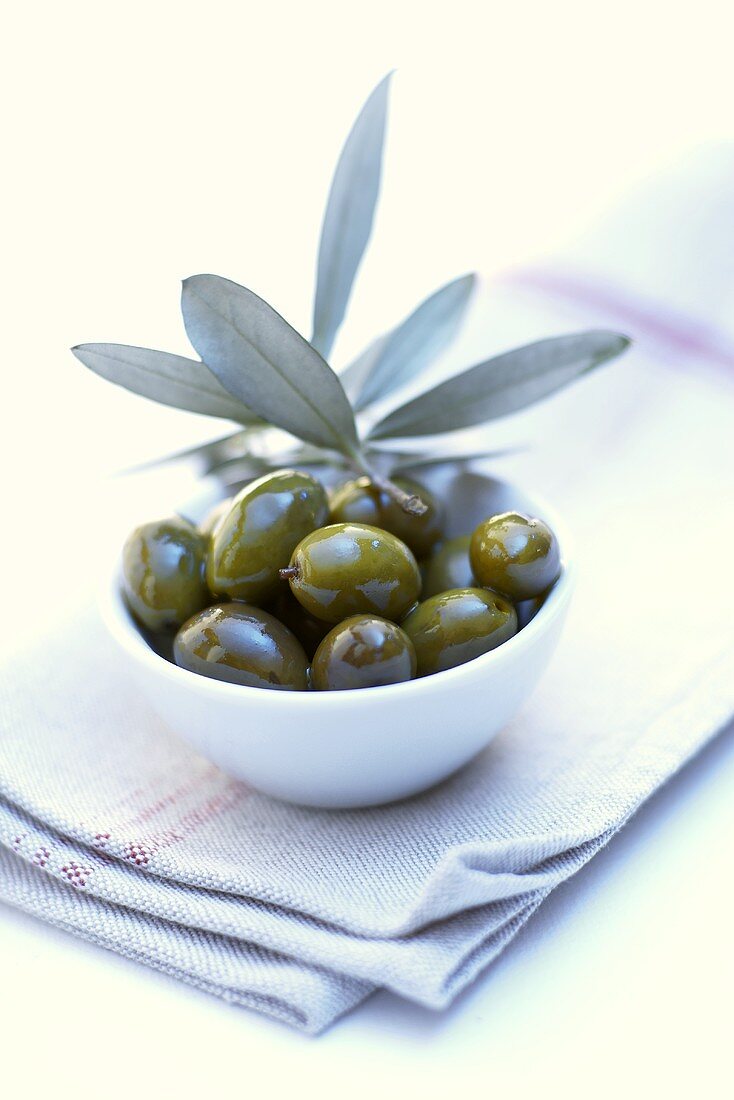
xmin=421 ymin=535 xmax=475 ymax=598
xmin=270 ymin=587 xmax=332 ymax=659
xmin=122 ymin=517 xmax=210 ymax=632
xmin=312 ymin=615 xmax=417 ymax=691
xmin=329 ymin=476 xmax=443 ymax=557
xmin=402 ymin=588 xmax=517 ymax=676
xmin=199 ymin=497 xmax=233 ymax=538
xmin=174 ymin=603 xmax=309 ymax=690
xmin=470 ymin=512 xmax=560 ymax=601
xmin=207 ymin=469 xmax=329 ymax=605
xmin=284 ymin=523 xmax=422 ymax=624
xmin=516 ymin=595 xmax=545 ymax=630
xmin=140 ymin=625 xmax=176 ymax=663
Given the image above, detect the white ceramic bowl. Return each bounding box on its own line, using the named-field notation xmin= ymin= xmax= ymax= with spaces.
xmin=100 ymin=468 xmax=574 ymax=808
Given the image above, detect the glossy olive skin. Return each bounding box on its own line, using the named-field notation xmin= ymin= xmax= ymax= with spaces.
xmin=470 ymin=512 xmax=561 ymax=601
xmin=329 ymin=476 xmax=443 ymax=557
xmin=199 ymin=497 xmax=233 ymax=538
xmin=312 ymin=615 xmax=417 ymax=691
xmin=285 ymin=523 xmax=422 ymax=624
xmin=270 ymin=588 xmax=332 ymax=659
xmin=402 ymin=588 xmax=517 ymax=676
xmin=516 ymin=595 xmax=545 ymax=630
xmin=207 ymin=470 xmax=329 ymax=605
xmin=421 ymin=535 xmax=475 ymax=598
xmin=174 ymin=603 xmax=309 ymax=690
xmin=122 ymin=517 xmax=210 ymax=632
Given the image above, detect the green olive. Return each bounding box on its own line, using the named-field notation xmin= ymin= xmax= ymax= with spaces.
xmin=122 ymin=517 xmax=210 ymax=632
xmin=516 ymin=595 xmax=545 ymax=629
xmin=174 ymin=603 xmax=309 ymax=690
xmin=207 ymin=469 xmax=329 ymax=605
xmin=284 ymin=523 xmax=422 ymax=624
xmin=421 ymin=535 xmax=475 ymax=598
xmin=139 ymin=625 xmax=176 ymax=663
xmin=469 ymin=512 xmax=561 ymax=601
xmin=329 ymin=476 xmax=443 ymax=557
xmin=402 ymin=588 xmax=517 ymax=676
xmin=269 ymin=587 xmax=333 ymax=659
xmin=312 ymin=615 xmax=417 ymax=691
xmin=199 ymin=497 xmax=233 ymax=538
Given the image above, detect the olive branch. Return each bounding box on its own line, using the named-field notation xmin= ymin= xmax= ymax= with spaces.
xmin=72 ymin=74 xmax=630 ymax=512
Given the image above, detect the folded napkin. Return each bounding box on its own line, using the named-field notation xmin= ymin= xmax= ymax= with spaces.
xmin=1 ymin=151 xmax=733 ymax=1033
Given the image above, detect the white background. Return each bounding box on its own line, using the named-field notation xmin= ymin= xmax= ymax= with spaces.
xmin=1 ymin=2 xmax=733 ymax=1096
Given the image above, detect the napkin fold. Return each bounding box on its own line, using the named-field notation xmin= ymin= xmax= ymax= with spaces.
xmin=1 ymin=150 xmax=733 ymax=1033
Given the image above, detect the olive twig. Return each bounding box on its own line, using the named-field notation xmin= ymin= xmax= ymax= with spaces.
xmin=368 ymin=473 xmax=428 ymax=516
xmin=346 ymin=447 xmax=428 ymax=516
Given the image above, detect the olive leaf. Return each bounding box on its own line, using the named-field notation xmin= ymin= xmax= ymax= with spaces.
xmin=71 ymin=344 xmax=258 ymax=423
xmin=351 ymin=273 xmax=476 ymax=411
xmin=311 ymin=73 xmax=392 ymax=359
xmin=339 ymin=333 xmax=389 ymax=399
xmin=181 ymin=274 xmax=359 ymax=455
xmin=214 ymin=448 xmax=350 ymax=485
xmin=119 ymin=428 xmax=262 ymax=475
xmin=368 ymin=330 xmax=631 ymax=440
xmin=387 ymin=445 xmax=522 ymax=474
xmin=193 ymin=454 xmax=282 ymax=486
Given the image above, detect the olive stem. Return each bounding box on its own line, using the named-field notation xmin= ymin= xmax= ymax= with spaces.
xmin=279 ymin=565 xmax=300 ymax=581
xmin=347 ymin=446 xmax=428 ymax=516
xmin=369 ymin=473 xmax=428 ymax=516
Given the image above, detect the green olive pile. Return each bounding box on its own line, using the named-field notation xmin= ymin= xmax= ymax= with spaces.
xmin=121 ymin=469 xmax=561 ymax=693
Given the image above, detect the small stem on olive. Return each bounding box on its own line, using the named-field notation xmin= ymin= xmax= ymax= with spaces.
xmin=368 ymin=473 xmax=428 ymax=516
xmin=345 ymin=445 xmax=428 ymax=516
xmin=279 ymin=565 xmax=300 ymax=581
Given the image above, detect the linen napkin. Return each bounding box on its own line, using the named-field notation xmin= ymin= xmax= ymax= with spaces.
xmin=1 ymin=150 xmax=733 ymax=1033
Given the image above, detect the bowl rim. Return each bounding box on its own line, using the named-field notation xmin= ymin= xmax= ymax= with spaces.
xmin=99 ymin=480 xmax=576 ymax=706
